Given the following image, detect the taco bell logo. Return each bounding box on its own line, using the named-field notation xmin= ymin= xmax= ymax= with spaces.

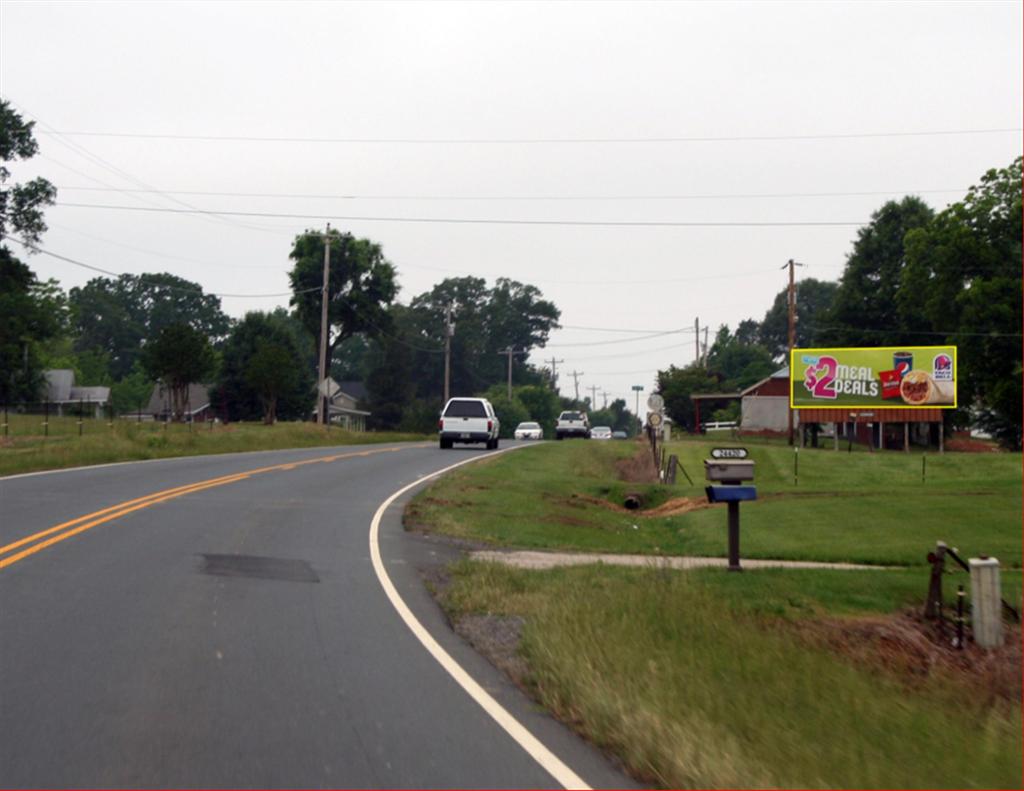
xmin=933 ymin=354 xmax=953 ymax=381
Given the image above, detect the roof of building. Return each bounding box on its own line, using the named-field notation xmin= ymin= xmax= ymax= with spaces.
xmin=146 ymin=383 xmax=211 ymax=415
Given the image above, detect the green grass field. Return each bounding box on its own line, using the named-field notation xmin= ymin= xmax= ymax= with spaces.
xmin=413 ymin=438 xmax=1022 ymax=788
xmin=0 ymin=413 xmax=429 ymax=477
xmin=409 ymin=438 xmax=1022 ymax=567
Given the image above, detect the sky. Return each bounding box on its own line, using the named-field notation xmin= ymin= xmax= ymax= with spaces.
xmin=2 ymin=0 xmax=1021 ymax=412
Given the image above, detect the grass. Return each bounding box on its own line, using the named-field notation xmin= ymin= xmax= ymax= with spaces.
xmin=0 ymin=413 xmax=430 ymax=477
xmin=411 ymin=437 xmax=1022 ymax=788
xmin=439 ymin=561 xmax=1021 ymax=789
xmin=408 ymin=438 xmax=1022 ymax=567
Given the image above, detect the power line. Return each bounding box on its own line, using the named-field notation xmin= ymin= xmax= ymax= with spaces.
xmin=38 ymin=127 xmax=1022 ymax=144
xmin=544 ymin=329 xmax=688 ymax=347
xmin=1 ymin=236 xmax=317 ymax=299
xmin=55 ymin=202 xmax=867 ymax=227
xmin=54 ymin=185 xmax=971 ymax=202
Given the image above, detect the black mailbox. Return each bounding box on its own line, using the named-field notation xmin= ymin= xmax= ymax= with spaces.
xmin=704 ymin=450 xmax=756 ymax=572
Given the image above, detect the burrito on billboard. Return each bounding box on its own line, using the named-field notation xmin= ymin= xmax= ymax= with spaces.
xmin=790 ymin=346 xmax=957 ymax=409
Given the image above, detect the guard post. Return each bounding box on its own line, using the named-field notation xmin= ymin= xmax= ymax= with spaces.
xmin=704 ymin=448 xmax=756 ymax=572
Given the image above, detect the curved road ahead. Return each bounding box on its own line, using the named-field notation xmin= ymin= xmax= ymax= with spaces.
xmin=0 ymin=442 xmax=635 ymax=789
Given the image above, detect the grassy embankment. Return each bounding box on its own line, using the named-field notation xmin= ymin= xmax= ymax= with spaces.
xmin=0 ymin=413 xmax=429 ymax=477
xmin=409 ymin=439 xmax=1022 ymax=788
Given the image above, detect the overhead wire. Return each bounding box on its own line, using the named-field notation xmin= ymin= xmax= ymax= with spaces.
xmin=55 ymin=202 xmax=868 ymax=227
xmin=54 ymin=185 xmax=971 ymax=201
xmin=38 ymin=127 xmax=1022 ymax=144
xmin=2 ymin=235 xmax=316 ymax=299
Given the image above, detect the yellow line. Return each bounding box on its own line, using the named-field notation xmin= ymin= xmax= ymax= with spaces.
xmin=1 ymin=445 xmax=409 ymax=571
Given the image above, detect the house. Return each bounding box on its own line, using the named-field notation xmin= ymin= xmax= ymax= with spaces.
xmin=43 ymin=370 xmax=111 ymax=418
xmin=312 ymin=378 xmax=370 ymax=431
xmin=145 ymin=382 xmax=213 ymax=422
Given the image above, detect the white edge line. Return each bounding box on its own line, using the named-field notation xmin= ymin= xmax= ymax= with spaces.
xmin=369 ymin=446 xmax=592 ymax=791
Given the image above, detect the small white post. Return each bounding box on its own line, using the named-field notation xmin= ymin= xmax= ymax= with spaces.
xmin=969 ymin=557 xmax=1003 ymax=649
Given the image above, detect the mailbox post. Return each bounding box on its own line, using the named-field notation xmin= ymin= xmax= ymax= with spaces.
xmin=704 ymin=449 xmax=756 ymax=572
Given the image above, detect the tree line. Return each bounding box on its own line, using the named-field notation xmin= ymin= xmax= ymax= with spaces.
xmin=2 ymin=99 xmax=634 ymax=436
xmin=657 ymin=157 xmax=1022 ymax=449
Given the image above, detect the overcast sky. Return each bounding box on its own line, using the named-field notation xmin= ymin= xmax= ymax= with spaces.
xmin=2 ymin=0 xmax=1021 ymax=409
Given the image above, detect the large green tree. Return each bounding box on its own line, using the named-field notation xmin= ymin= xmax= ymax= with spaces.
xmin=0 ymin=249 xmax=65 ymax=401
xmin=901 ymin=157 xmax=1022 ymax=448
xmin=1 ymin=98 xmax=56 ymax=247
xmin=212 ymin=310 xmax=315 ymax=423
xmin=69 ymin=273 xmax=231 ymax=380
xmin=0 ymin=100 xmax=61 ymax=402
xmin=705 ymin=325 xmax=776 ymax=391
xmin=288 ymin=229 xmax=399 ymax=380
xmin=819 ymin=196 xmax=935 ymax=347
xmin=140 ymin=323 xmax=216 ymax=421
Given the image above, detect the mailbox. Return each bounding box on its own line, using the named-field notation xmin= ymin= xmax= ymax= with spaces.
xmin=704 ymin=459 xmax=755 ymax=484
xmin=704 ymin=453 xmax=756 ymax=572
xmin=705 ymin=485 xmax=757 ymax=503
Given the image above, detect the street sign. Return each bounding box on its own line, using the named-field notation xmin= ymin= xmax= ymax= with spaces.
xmin=631 ymin=385 xmax=644 ymax=392
xmin=710 ymin=447 xmax=748 ymax=459
xmin=648 ymin=412 xmax=663 ymax=427
xmin=647 ymin=393 xmax=664 ymax=411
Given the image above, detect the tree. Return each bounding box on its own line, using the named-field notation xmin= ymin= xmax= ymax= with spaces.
xmin=705 ymin=324 xmax=776 ymax=391
xmin=288 ymin=229 xmax=398 ymax=381
xmin=68 ymin=273 xmax=231 ymax=380
xmin=819 ymin=196 xmax=935 ymax=347
xmin=758 ymin=278 xmax=839 ymax=359
xmin=901 ymin=158 xmax=1023 ymax=448
xmin=212 ymin=310 xmax=315 ymax=423
xmin=656 ymin=364 xmax=720 ymax=432
xmin=0 ymin=100 xmax=61 ymax=403
xmin=482 ymin=385 xmax=530 ymax=439
xmin=0 ymin=250 xmax=65 ymax=402
xmin=140 ymin=323 xmax=216 ymax=421
xmin=1 ymin=99 xmax=56 ymax=247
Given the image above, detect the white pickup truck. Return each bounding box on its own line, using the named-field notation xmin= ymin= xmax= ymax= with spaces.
xmin=555 ymin=410 xmax=590 ymax=440
xmin=439 ymin=397 xmax=500 ymax=449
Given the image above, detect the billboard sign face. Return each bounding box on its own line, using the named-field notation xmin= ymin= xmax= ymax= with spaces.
xmin=790 ymin=346 xmax=957 ymax=409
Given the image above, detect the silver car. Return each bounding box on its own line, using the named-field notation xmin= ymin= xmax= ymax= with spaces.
xmin=590 ymin=426 xmax=613 ymax=440
xmin=514 ymin=421 xmax=544 ymax=440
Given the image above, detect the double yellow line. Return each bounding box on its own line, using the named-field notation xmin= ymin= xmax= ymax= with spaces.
xmin=0 ymin=446 xmax=412 ymax=571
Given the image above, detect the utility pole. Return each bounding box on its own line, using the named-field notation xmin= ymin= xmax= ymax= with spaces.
xmin=587 ymin=384 xmax=600 ymax=409
xmin=601 ymin=390 xmax=610 ymax=409
xmin=695 ymin=316 xmax=701 ymax=364
xmin=569 ymin=370 xmax=584 ymax=404
xmin=783 ymin=258 xmax=806 ymax=445
xmin=317 ymin=223 xmax=331 ymax=426
xmin=498 ymin=347 xmax=528 ymax=400
xmin=545 ymin=356 xmax=564 ymax=391
xmin=443 ymin=303 xmax=454 ymax=403
xmin=703 ymin=325 xmax=709 ymax=369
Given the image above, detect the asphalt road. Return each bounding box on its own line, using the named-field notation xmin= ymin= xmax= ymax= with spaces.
xmin=0 ymin=442 xmax=636 ymax=789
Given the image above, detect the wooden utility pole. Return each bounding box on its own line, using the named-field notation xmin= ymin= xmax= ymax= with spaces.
xmin=784 ymin=258 xmax=805 ymax=445
xmin=498 ymin=347 xmax=528 ymax=400
xmin=703 ymin=325 xmax=709 ymax=369
xmin=587 ymin=384 xmax=600 ymax=409
xmin=545 ymin=356 xmax=564 ymax=391
xmin=317 ymin=223 xmax=331 ymax=426
xmin=695 ymin=316 xmax=701 ymax=364
xmin=443 ymin=303 xmax=454 ymax=403
xmin=569 ymin=370 xmax=584 ymax=404
xmin=601 ymin=390 xmax=610 ymax=409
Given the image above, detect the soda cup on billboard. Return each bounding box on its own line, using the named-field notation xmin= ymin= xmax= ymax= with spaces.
xmin=893 ymin=351 xmax=913 ymax=378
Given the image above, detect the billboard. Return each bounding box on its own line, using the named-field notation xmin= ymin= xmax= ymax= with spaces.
xmin=790 ymin=346 xmax=957 ymax=409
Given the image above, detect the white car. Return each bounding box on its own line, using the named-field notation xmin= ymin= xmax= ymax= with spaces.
xmin=590 ymin=426 xmax=613 ymax=440
xmin=514 ymin=421 xmax=544 ymax=440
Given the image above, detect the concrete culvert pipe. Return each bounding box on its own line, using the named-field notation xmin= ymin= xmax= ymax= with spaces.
xmin=624 ymin=493 xmax=644 ymax=510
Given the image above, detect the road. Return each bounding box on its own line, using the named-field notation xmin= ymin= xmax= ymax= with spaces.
xmin=0 ymin=442 xmax=636 ymax=789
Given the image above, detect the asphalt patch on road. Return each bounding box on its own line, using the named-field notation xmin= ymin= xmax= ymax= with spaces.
xmin=199 ymin=553 xmax=320 ymax=583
